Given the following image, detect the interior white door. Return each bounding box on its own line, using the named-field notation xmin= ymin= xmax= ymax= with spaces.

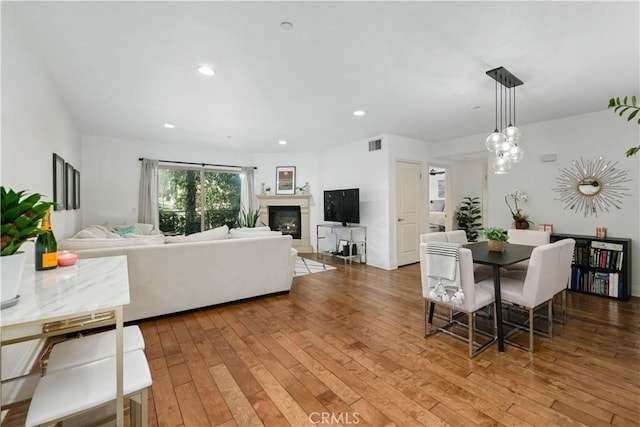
xmin=396 ymin=160 xmax=422 ymax=266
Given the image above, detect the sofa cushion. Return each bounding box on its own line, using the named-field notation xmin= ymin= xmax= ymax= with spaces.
xmin=165 ymin=225 xmax=229 ymax=243
xmin=229 ymin=227 xmax=282 ymax=239
xmin=72 ymin=225 xmax=119 ymax=239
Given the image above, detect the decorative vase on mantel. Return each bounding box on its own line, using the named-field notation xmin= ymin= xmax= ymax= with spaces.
xmin=487 ymin=240 xmax=504 ymax=252
xmin=1 ymin=251 xmax=25 ymax=303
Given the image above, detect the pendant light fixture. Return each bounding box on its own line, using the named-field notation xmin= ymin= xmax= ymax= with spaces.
xmin=485 ymin=67 xmax=524 ymax=173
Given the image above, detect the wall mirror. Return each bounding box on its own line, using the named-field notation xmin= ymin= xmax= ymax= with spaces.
xmin=553 ymin=156 xmax=631 ymax=217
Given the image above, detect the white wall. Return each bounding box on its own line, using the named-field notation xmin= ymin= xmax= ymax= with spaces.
xmin=1 ymin=4 xmax=82 ymax=242
xmin=431 ymin=111 xmax=640 ymax=296
xmin=1 ymin=3 xmax=82 ymax=397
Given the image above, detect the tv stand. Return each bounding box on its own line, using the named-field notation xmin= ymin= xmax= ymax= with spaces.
xmin=316 ymin=223 xmax=367 ymax=265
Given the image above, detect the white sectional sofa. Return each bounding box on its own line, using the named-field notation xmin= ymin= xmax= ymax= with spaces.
xmin=74 ymin=234 xmax=297 ymax=322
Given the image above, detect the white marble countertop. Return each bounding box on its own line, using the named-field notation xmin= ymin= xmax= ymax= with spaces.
xmin=0 ymin=256 xmax=130 ymax=328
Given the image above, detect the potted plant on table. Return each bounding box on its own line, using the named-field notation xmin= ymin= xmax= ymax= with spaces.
xmin=1 ymin=187 xmax=55 ymax=302
xmin=480 ymin=226 xmax=509 ymax=252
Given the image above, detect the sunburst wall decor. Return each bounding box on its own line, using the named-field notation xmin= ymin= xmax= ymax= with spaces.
xmin=553 ymin=156 xmax=631 ymax=217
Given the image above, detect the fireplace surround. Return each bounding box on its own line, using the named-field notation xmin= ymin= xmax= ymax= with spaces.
xmin=257 ymin=195 xmax=312 ymax=253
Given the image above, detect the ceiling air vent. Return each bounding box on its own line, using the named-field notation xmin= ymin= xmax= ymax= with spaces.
xmin=368 ymin=139 xmax=382 ymax=151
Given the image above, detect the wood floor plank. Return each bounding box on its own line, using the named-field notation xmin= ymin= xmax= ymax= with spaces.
xmin=210 ymin=364 xmax=265 ymax=427
xmin=174 ymin=381 xmax=212 ymax=427
xmin=249 ymin=363 xmax=314 ymax=426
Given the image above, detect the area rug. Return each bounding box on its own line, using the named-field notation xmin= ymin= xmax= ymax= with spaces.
xmin=294 ymin=257 xmax=336 ymax=276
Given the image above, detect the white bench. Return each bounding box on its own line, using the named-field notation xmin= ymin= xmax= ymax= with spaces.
xmin=26 ymin=350 xmax=151 ymax=427
xmin=46 ymin=325 xmax=145 ymax=374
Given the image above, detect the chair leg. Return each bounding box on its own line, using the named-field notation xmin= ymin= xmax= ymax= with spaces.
xmin=424 ymin=300 xmax=428 ymax=337
xmin=561 ymin=290 xmax=567 ymax=325
xmin=468 ymin=312 xmax=474 ymax=359
xmin=528 ymin=308 xmax=534 ymax=352
xmin=548 ymin=300 xmax=553 ymax=338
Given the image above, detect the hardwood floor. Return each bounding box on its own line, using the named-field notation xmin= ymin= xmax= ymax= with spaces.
xmin=4 ymin=255 xmax=640 ymax=426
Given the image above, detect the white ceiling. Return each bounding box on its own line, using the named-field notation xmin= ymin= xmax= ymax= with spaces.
xmin=8 ymin=1 xmax=640 ymax=153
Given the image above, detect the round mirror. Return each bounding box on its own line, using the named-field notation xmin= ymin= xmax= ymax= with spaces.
xmin=554 ymin=156 xmax=631 ymax=217
xmin=577 ymin=178 xmax=601 ymax=196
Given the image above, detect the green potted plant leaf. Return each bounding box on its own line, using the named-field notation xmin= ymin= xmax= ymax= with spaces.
xmin=480 ymin=226 xmax=509 ymax=252
xmin=237 ymin=207 xmax=261 ymax=228
xmin=607 ymin=96 xmax=640 ymax=157
xmin=454 ymin=196 xmax=482 ymax=242
xmin=1 ymin=187 xmax=55 ymax=302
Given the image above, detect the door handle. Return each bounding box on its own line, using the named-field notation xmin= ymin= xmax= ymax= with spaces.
xmin=397 ymin=218 xmax=405 ymax=222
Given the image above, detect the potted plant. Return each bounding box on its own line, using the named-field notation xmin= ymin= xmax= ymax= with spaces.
xmin=1 ymin=187 xmax=55 ymax=302
xmin=454 ymin=196 xmax=482 ymax=242
xmin=237 ymin=207 xmax=262 ymax=228
xmin=480 ymin=226 xmax=509 ymax=252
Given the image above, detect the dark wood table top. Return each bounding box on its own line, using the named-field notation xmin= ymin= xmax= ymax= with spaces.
xmin=463 ymin=241 xmax=535 ymax=267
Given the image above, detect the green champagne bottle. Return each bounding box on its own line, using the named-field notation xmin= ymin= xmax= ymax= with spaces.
xmin=35 ymin=209 xmax=58 ymax=270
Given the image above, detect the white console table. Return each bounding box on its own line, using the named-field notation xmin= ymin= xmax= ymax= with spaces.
xmin=0 ymin=256 xmax=130 ymax=426
xmin=317 ymin=223 xmax=367 ymax=264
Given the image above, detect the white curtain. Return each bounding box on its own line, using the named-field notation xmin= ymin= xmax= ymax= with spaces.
xmin=138 ymin=159 xmax=159 ymax=229
xmin=240 ymin=166 xmax=256 ymax=215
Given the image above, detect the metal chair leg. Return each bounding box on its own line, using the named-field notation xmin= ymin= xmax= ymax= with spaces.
xmin=548 ymin=300 xmax=553 ymax=338
xmin=529 ymin=308 xmax=534 ymax=352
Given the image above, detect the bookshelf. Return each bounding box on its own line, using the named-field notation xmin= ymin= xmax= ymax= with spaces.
xmin=550 ymin=233 xmax=631 ymax=301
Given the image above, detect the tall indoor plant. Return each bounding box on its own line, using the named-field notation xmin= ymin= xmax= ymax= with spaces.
xmin=1 ymin=187 xmax=55 ymax=302
xmin=455 ymin=196 xmax=482 ymax=242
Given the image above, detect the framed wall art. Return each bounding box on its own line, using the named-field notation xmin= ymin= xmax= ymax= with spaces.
xmin=73 ymin=168 xmax=80 ymax=209
xmin=65 ymin=162 xmax=74 ymax=210
xmin=53 ymin=153 xmax=66 ymax=210
xmin=276 ymin=166 xmax=296 ymax=195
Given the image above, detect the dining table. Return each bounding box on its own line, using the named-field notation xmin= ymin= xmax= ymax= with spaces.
xmin=463 ymin=241 xmax=535 ymax=352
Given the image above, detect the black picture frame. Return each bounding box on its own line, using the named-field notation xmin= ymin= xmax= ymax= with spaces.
xmin=53 ymin=153 xmax=66 ymax=210
xmin=73 ymin=169 xmax=80 ymax=209
xmin=65 ymin=162 xmax=74 ymax=210
xmin=275 ymin=166 xmax=296 ymax=195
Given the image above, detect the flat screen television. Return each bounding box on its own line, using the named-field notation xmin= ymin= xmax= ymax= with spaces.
xmin=324 ymin=188 xmax=360 ymax=226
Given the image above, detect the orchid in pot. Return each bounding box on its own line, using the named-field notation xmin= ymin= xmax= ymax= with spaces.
xmin=1 ymin=187 xmax=55 ymax=302
xmin=505 ymin=189 xmax=533 ymax=229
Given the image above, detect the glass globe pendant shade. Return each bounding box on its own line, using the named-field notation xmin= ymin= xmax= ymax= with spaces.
xmin=507 ymin=144 xmax=524 ymax=163
xmin=485 ymin=130 xmax=505 ymax=152
xmin=498 ymin=139 xmax=514 ymax=153
xmin=492 ymin=152 xmax=512 ymax=174
xmin=503 ymin=125 xmax=521 ymax=144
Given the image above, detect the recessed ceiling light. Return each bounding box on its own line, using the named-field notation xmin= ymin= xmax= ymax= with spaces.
xmin=353 ymin=110 xmax=366 ymax=116
xmin=197 ymin=65 xmax=215 ymax=76
xmin=163 ymin=123 xmax=175 ymax=129
xmin=278 ymin=140 xmax=287 ymax=145
xmin=280 ymin=21 xmax=293 ymax=30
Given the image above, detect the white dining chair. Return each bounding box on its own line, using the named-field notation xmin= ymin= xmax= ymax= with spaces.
xmin=420 ymin=242 xmax=496 ymax=358
xmin=497 ymin=242 xmax=561 ymax=352
xmin=504 ymin=229 xmax=551 ymax=271
xmin=552 ymin=238 xmax=576 ymax=325
xmin=445 ymin=230 xmax=468 ymax=245
xmin=420 ymin=232 xmax=448 ymax=243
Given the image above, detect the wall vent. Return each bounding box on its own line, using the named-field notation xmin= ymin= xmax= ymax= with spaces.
xmin=368 ymin=139 xmax=382 ymax=151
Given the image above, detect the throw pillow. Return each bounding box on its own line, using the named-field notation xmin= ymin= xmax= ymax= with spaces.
xmin=114 ymin=225 xmax=138 ymax=237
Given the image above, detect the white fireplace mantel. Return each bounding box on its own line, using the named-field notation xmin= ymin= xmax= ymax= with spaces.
xmin=256 ymin=194 xmax=312 ymax=253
